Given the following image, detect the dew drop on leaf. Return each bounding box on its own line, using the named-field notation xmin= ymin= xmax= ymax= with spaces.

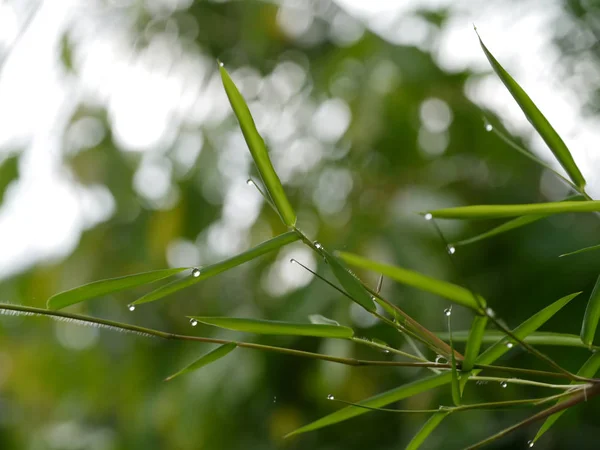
xmin=327 ymin=394 xmax=334 ymax=400
xmin=527 ymin=440 xmax=534 ymax=448
xmin=447 ymin=245 xmax=456 ymax=255
xmin=506 ymin=342 xmax=514 ymax=349
xmin=424 ymin=213 xmax=433 ymax=221
xmin=192 ymin=268 xmax=201 ymax=278
xmin=500 ymin=381 xmax=508 ymax=388
xmin=444 ymin=307 xmax=452 ymax=317
xmin=190 ymin=318 xmax=198 ymax=327
xmin=485 ymin=123 xmax=493 ymax=132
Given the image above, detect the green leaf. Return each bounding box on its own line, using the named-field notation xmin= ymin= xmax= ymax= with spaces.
xmin=336 ymin=251 xmax=484 ymax=311
xmin=560 ymin=243 xmax=600 ymax=258
xmin=533 ymin=352 xmax=600 ymax=443
xmin=219 ymin=64 xmax=296 ymax=226
xmin=452 ymin=194 xmax=584 ymax=247
xmin=461 ymin=315 xmax=488 ymax=372
xmin=426 ymin=201 xmax=600 ymax=220
xmin=475 ymin=292 xmax=581 ymax=366
xmin=320 ymin=248 xmax=376 ymax=313
xmin=47 ymin=268 xmax=188 ymax=310
xmin=188 ymin=317 xmax=354 ymax=338
xmin=308 ymin=314 xmax=340 ymax=326
xmin=285 ymin=372 xmax=453 ymax=438
xmin=476 ymin=31 xmax=586 ymax=189
xmin=131 ymin=232 xmax=299 ymax=306
xmin=406 ymin=411 xmax=451 ymax=450
xmin=581 ymin=275 xmax=600 ymax=348
xmin=164 ymin=342 xmax=237 ymax=381
xmin=437 ymin=330 xmax=599 ymax=349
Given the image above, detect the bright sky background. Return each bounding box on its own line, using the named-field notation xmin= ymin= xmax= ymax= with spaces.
xmin=0 ymin=0 xmax=597 ymax=282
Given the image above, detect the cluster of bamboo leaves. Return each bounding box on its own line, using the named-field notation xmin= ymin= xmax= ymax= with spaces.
xmin=4 ymin=31 xmax=600 ymax=449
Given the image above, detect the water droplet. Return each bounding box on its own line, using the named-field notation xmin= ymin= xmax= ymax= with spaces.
xmin=447 ymin=245 xmax=456 ymax=255
xmin=246 ymin=179 xmax=254 ymax=186
xmin=424 ymin=213 xmax=433 ymax=221
xmin=500 ymin=381 xmax=508 ymax=388
xmin=218 ymin=60 xmax=224 ymax=67
xmin=190 ymin=318 xmax=198 ymax=327
xmin=506 ymin=342 xmax=514 ymax=349
xmin=128 ymin=304 xmax=135 ymax=312
xmin=485 ymin=123 xmax=493 ymax=132
xmin=192 ymin=268 xmax=201 ymax=278
xmin=485 ymin=307 xmax=495 ymax=318
xmin=327 ymin=394 xmax=334 ymax=400
xmin=435 ymin=355 xmax=447 ymax=365
xmin=444 ymin=307 xmax=452 ymax=317
xmin=527 ymin=440 xmax=534 ymax=448
xmin=314 ymin=241 xmax=323 ymax=250
xmin=273 ymin=396 xmax=277 ymax=403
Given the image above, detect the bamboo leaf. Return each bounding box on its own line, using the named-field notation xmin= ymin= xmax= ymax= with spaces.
xmin=426 ymin=201 xmax=600 ymax=220
xmin=437 ymin=330 xmax=599 ymax=350
xmin=475 ymin=292 xmax=581 ymax=366
xmin=533 ymin=352 xmax=600 ymax=443
xmin=320 ymin=248 xmax=376 ymax=313
xmin=476 ymin=31 xmax=586 ymax=189
xmin=164 ymin=342 xmax=237 ymax=381
xmin=406 ymin=412 xmax=451 ymax=450
xmin=461 ymin=315 xmax=488 ymax=372
xmin=308 ymin=314 xmax=341 ymax=326
xmin=581 ymin=275 xmax=600 ymax=348
xmin=131 ymin=232 xmax=299 ymax=306
xmin=219 ymin=64 xmax=296 ymax=226
xmin=285 ymin=372 xmax=453 ymax=438
xmin=336 ymin=251 xmax=484 ymax=311
xmin=452 ymin=195 xmax=584 ymax=247
xmin=47 ymin=268 xmax=188 ymax=310
xmin=560 ymin=243 xmax=600 ymax=258
xmin=188 ymin=317 xmax=354 ymax=338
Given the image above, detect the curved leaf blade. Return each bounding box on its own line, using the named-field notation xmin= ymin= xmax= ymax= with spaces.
xmin=47 ymin=268 xmax=188 ymax=310
xmin=406 ymin=411 xmax=451 ymax=450
xmin=580 ymin=275 xmax=600 ymax=348
xmin=477 ymin=32 xmax=586 ymax=189
xmin=426 ymin=201 xmax=600 ymax=220
xmin=321 ymin=248 xmax=376 ymax=312
xmin=285 ymin=372 xmax=453 ymax=438
xmin=132 ymin=232 xmax=299 ymax=305
xmin=461 ymin=315 xmax=488 ymax=372
xmin=188 ymin=317 xmax=354 ymax=338
xmin=336 ymin=251 xmax=484 ymax=311
xmin=533 ymin=352 xmax=600 ymax=443
xmin=560 ymin=243 xmax=600 ymax=258
xmin=220 ymin=64 xmax=296 ymax=226
xmin=165 ymin=342 xmax=237 ymax=381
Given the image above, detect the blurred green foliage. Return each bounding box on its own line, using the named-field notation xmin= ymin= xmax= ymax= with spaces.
xmin=1 ymin=1 xmax=600 ymax=449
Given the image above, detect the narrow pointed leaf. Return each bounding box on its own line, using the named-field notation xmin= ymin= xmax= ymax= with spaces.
xmin=47 ymin=268 xmax=188 ymax=310
xmin=533 ymin=352 xmax=600 ymax=443
xmin=188 ymin=317 xmax=354 ymax=338
xmin=438 ymin=330 xmax=599 ymax=349
xmin=580 ymin=275 xmax=600 ymax=347
xmin=164 ymin=342 xmax=237 ymax=381
xmin=285 ymin=372 xmax=453 ymax=437
xmin=220 ymin=65 xmax=296 ymax=226
xmin=427 ymin=201 xmax=600 ymax=220
xmin=406 ymin=411 xmax=451 ymax=450
xmin=321 ymin=248 xmax=376 ymax=312
xmin=477 ymin=32 xmax=586 ymax=189
xmin=560 ymin=243 xmax=600 ymax=258
xmin=308 ymin=314 xmax=340 ymax=326
xmin=287 ymin=294 xmax=579 ymax=436
xmin=336 ymin=251 xmax=484 ymax=311
xmin=132 ymin=232 xmax=299 ymax=305
xmin=462 ymin=315 xmax=488 ymax=372
xmin=475 ymin=292 xmax=581 ymax=366
xmin=453 ymin=195 xmax=585 ymax=247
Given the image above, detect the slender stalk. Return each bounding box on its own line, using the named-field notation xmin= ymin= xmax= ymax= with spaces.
xmin=351 ymin=336 xmax=425 ymax=362
xmin=469 ymin=376 xmax=587 ymax=391
xmin=465 ymin=382 xmax=600 ymax=449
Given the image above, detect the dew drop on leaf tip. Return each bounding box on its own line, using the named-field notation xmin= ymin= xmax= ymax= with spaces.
xmin=192 ymin=268 xmax=201 ymax=278
xmin=485 ymin=123 xmax=493 ymax=132
xmin=327 ymin=394 xmax=334 ymax=400
xmin=424 ymin=213 xmax=433 ymax=221
xmin=128 ymin=305 xmax=135 ymax=312
xmin=527 ymin=440 xmax=534 ymax=448
xmin=190 ymin=318 xmax=198 ymax=327
xmin=447 ymin=246 xmax=456 ymax=255
xmin=444 ymin=307 xmax=452 ymax=317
